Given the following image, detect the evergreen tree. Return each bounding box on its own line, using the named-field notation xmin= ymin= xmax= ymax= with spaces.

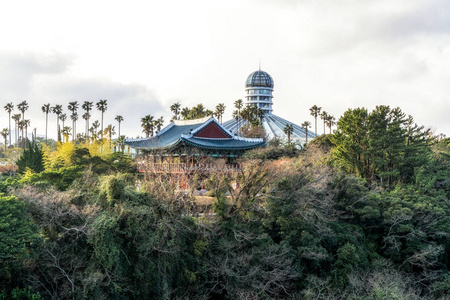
xmin=16 ymin=142 xmax=44 ymax=173
xmin=332 ymin=106 xmax=433 ymax=187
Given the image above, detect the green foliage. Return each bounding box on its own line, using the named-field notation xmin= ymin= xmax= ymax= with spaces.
xmin=0 ymin=287 xmax=43 ymax=300
xmin=20 ymin=166 xmax=83 ymax=191
xmin=0 ymin=195 xmax=42 ymax=288
xmin=308 ymin=133 xmax=334 ymax=152
xmin=0 ymin=105 xmax=447 ymax=299
xmin=16 ymin=143 xmax=44 ymax=174
xmin=431 ymin=275 xmax=450 ymax=298
xmin=0 ymin=176 xmax=19 ymax=194
xmin=98 ymin=174 xmax=128 ymax=206
xmin=332 ymin=106 xmax=433 ymax=188
xmin=244 ymin=145 xmax=300 ymax=160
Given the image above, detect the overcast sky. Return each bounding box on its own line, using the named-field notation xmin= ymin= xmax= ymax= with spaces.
xmin=1 ymin=0 xmax=449 ymax=140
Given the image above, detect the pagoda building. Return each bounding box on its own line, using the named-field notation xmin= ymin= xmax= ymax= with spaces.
xmin=223 ymin=70 xmax=317 ymax=144
xmin=125 ymin=116 xmax=265 ymax=177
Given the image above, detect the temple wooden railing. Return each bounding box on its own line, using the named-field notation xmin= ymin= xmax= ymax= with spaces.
xmin=136 ymin=161 xmax=242 ymax=174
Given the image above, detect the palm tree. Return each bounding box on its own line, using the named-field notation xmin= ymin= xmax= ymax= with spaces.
xmin=170 ymin=102 xmax=181 ymax=120
xmin=309 ymin=105 xmax=321 ymax=136
xmin=320 ymin=111 xmax=328 ymax=135
xmin=24 ymin=119 xmax=30 ymax=148
xmin=4 ymin=103 xmax=13 ymax=147
xmin=301 ymin=121 xmax=311 ymax=144
xmin=17 ymin=101 xmax=28 ymax=141
xmin=52 ymin=105 xmax=63 ymax=142
xmin=215 ymin=103 xmax=226 ymax=124
xmin=70 ymin=113 xmax=79 ymax=142
xmin=67 ymin=101 xmax=79 ymax=141
xmin=326 ymin=115 xmax=336 ymax=134
xmin=155 ymin=116 xmax=164 ymax=132
xmin=232 ymin=110 xmax=239 ymax=132
xmin=17 ymin=100 xmax=28 ymax=120
xmin=181 ymin=107 xmax=190 ymax=120
xmin=90 ymin=120 xmax=100 ymax=141
xmin=190 ymin=104 xmax=206 ymax=119
xmin=12 ymin=114 xmax=21 ymax=145
xmin=234 ymin=99 xmax=243 ymax=134
xmin=60 ymin=113 xmax=67 ymax=128
xmin=18 ymin=119 xmax=30 ymax=148
xmin=115 ymin=115 xmax=124 ymax=137
xmin=82 ymin=101 xmax=94 ymax=140
xmin=61 ymin=126 xmax=71 ymax=143
xmin=41 ymin=103 xmax=51 ymax=144
xmin=1 ymin=128 xmax=9 ymax=152
xmin=283 ymin=124 xmax=294 ymax=145
xmin=96 ymin=99 xmax=108 ymax=139
xmin=17 ymin=120 xmax=25 ymax=148
xmin=234 ymin=99 xmax=243 ymax=112
xmin=116 ymin=135 xmax=126 ymax=153
xmin=141 ymin=115 xmax=153 ymax=137
xmin=258 ymin=108 xmax=265 ymax=124
xmin=104 ymin=125 xmax=116 ymax=149
xmin=82 ymin=112 xmax=91 ymax=136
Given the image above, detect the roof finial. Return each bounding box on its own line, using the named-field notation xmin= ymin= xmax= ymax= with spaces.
xmin=259 ymin=58 xmax=261 ymax=71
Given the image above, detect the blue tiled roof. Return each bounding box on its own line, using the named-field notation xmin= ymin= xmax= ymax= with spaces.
xmin=125 ymin=117 xmax=265 ymax=151
xmin=182 ymin=136 xmax=265 ymax=150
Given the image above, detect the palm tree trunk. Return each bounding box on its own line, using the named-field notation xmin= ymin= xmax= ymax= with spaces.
xmin=45 ymin=113 xmax=48 ymax=144
xmin=86 ymin=117 xmax=89 ymax=142
xmin=314 ymin=117 xmax=317 ymax=136
xmin=57 ymin=117 xmax=60 ymax=142
xmin=8 ymin=113 xmax=11 ymax=146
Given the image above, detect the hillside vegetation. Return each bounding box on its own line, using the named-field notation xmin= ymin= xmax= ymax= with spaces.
xmin=0 ymin=106 xmax=449 ymax=299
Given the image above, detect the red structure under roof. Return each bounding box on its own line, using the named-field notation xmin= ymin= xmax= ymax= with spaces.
xmin=193 ymin=122 xmax=232 ymax=139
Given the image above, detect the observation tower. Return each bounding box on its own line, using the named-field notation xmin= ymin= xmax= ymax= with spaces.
xmin=223 ymin=70 xmax=317 ymax=144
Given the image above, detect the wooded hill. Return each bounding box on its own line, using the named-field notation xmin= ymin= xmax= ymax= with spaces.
xmin=0 ymin=105 xmax=449 ymax=299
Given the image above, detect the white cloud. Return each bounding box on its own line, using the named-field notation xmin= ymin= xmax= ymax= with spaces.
xmin=0 ymin=0 xmax=449 ymax=137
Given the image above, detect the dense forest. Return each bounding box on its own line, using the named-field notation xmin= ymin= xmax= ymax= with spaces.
xmin=0 ymin=105 xmax=449 ymax=299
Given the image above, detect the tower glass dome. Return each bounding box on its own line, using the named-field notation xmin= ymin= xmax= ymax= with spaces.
xmin=245 ymin=70 xmax=274 ymax=88
xmin=245 ymin=70 xmax=274 ymax=115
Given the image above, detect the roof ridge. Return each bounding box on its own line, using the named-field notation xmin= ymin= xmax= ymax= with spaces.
xmin=172 ymin=116 xmax=212 ymax=126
